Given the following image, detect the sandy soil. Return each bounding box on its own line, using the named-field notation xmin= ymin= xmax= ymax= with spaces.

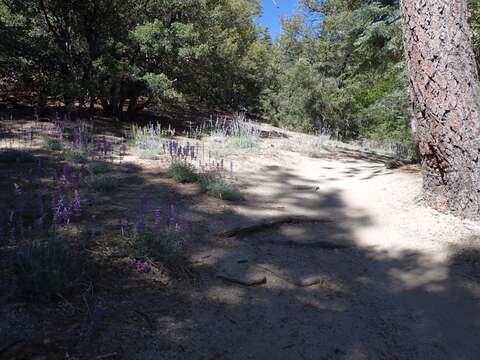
xmin=2 ymin=125 xmax=480 ymax=360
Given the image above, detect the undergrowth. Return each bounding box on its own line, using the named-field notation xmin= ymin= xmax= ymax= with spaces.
xmin=198 ymin=173 xmax=243 ymax=201
xmin=167 ymin=161 xmax=197 ymax=183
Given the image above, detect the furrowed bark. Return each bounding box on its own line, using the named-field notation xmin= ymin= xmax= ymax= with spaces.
xmin=400 ymin=0 xmax=480 ymax=219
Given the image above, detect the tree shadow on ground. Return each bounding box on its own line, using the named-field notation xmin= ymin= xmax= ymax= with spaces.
xmin=1 ymin=132 xmax=479 ymax=360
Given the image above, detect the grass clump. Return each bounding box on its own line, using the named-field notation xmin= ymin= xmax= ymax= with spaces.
xmin=222 ymin=206 xmax=235 ymax=215
xmin=132 ymin=229 xmax=186 ymax=265
xmin=88 ymin=161 xmax=112 ymax=175
xmin=209 ymin=134 xmax=260 ymax=158
xmin=0 ymin=149 xmax=36 ymax=163
xmin=64 ymin=149 xmax=88 ymax=164
xmin=14 ymin=235 xmax=94 ymax=302
xmin=294 ymin=135 xmax=331 ymax=158
xmin=44 ymin=138 xmax=64 ymax=151
xmin=85 ymin=174 xmax=120 ymax=193
xmin=198 ymin=174 xmax=242 ymax=201
xmin=130 ymin=122 xmax=172 ymax=160
xmin=133 ymin=148 xmax=160 ymax=160
xmin=167 ymin=161 xmax=197 ymax=183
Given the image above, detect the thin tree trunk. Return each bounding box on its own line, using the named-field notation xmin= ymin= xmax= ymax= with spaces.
xmin=400 ymin=0 xmax=480 ymax=219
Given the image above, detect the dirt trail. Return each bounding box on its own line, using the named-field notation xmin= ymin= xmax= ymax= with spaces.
xmin=172 ymin=147 xmax=480 ymax=360
xmin=3 ymin=133 xmax=480 ymax=360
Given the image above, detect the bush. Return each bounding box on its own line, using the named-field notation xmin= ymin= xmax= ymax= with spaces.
xmin=295 ymin=135 xmax=331 ymax=158
xmin=198 ymin=174 xmax=242 ymax=201
xmin=14 ymin=235 xmax=94 ymax=302
xmin=167 ymin=161 xmax=197 ymax=183
xmin=85 ymin=174 xmax=120 ymax=193
xmin=222 ymin=206 xmax=235 ymax=215
xmin=44 ymin=138 xmax=64 ymax=151
xmin=132 ymin=228 xmax=186 ymax=265
xmin=130 ymin=122 xmax=171 ymax=160
xmin=88 ymin=161 xmax=112 ymax=175
xmin=209 ymin=134 xmax=260 ymax=158
xmin=133 ymin=148 xmax=160 ymax=160
xmin=0 ymin=149 xmax=36 ymax=163
xmin=64 ymin=150 xmax=88 ymax=164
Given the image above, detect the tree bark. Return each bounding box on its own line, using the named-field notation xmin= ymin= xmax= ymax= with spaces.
xmin=400 ymin=0 xmax=480 ymax=219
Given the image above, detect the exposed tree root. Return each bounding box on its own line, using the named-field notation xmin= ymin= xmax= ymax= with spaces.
xmin=216 ymin=274 xmax=267 ymax=286
xmin=220 ymin=216 xmax=334 ymax=238
xmin=266 ymin=239 xmax=347 ymax=250
xmin=256 ymin=265 xmax=324 ymax=288
xmin=385 ymin=159 xmax=417 ymax=170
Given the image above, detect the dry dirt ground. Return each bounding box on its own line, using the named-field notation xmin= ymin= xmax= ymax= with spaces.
xmin=2 ymin=123 xmax=480 ymax=360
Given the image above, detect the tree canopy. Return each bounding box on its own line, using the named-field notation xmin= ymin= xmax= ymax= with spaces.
xmin=1 ymin=0 xmax=479 ymax=145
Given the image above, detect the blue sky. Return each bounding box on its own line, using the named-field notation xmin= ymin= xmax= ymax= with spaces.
xmin=258 ymin=0 xmax=299 ymax=40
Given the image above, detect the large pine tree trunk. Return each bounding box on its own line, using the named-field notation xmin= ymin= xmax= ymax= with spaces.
xmin=400 ymin=0 xmax=480 ymax=219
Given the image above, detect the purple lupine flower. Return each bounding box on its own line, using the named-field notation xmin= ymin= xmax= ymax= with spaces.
xmin=70 ymin=190 xmax=81 ymax=218
xmin=62 ymin=164 xmax=71 ymax=186
xmin=14 ymin=184 xmax=24 ymax=213
xmin=137 ymin=217 xmax=146 ymax=235
xmin=154 ymin=209 xmax=162 ymax=239
xmin=93 ymin=305 xmax=107 ymax=322
xmin=52 ymin=192 xmax=71 ymax=225
xmin=17 ymin=216 xmax=25 ymax=240
xmin=118 ymin=214 xmax=125 ymax=237
xmin=131 ymin=259 xmax=151 ymax=273
xmin=138 ymin=193 xmax=148 ymax=216
xmin=34 ymin=216 xmax=45 ymax=232
xmin=169 ymin=205 xmax=177 ymax=227
xmin=36 ymin=159 xmax=44 ymax=178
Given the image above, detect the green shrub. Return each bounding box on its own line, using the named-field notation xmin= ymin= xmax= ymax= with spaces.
xmin=229 ymin=135 xmax=258 ymax=150
xmin=0 ymin=149 xmax=36 ymax=163
xmin=64 ymin=149 xmax=88 ymax=164
xmin=44 ymin=138 xmax=64 ymax=151
xmin=132 ymin=228 xmax=186 ymax=265
xmin=130 ymin=122 xmax=171 ymax=160
xmin=167 ymin=161 xmax=197 ymax=183
xmin=14 ymin=235 xmax=94 ymax=302
xmin=85 ymin=174 xmax=120 ymax=193
xmin=133 ymin=148 xmax=160 ymax=160
xmin=198 ymin=174 xmax=242 ymax=201
xmin=222 ymin=206 xmax=235 ymax=215
xmin=88 ymin=161 xmax=112 ymax=175
xmin=209 ymin=135 xmax=260 ymax=158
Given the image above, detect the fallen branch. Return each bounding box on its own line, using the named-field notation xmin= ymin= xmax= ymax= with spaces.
xmin=385 ymin=158 xmax=417 ymax=169
xmin=256 ymin=265 xmax=324 ymax=287
xmin=220 ymin=216 xmax=334 ymax=238
xmin=216 ymin=274 xmax=267 ymax=286
xmin=266 ymin=239 xmax=347 ymax=250
xmin=96 ymin=353 xmax=118 ymax=360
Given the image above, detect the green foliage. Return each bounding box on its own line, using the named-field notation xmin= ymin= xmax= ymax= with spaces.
xmin=64 ymin=150 xmax=88 ymax=164
xmin=264 ymin=0 xmax=413 ymax=144
xmin=208 ymin=113 xmax=261 ymax=157
xmin=44 ymin=138 xmax=64 ymax=151
xmin=167 ymin=161 xmax=198 ymax=183
xmin=85 ymin=174 xmax=120 ymax=193
xmin=88 ymin=161 xmax=112 ymax=175
xmin=198 ymin=174 xmax=243 ymax=201
xmin=4 ymin=0 xmax=480 ymax=145
xmin=222 ymin=206 xmax=235 ymax=215
xmin=1 ymin=0 xmax=267 ymax=118
xmin=14 ymin=235 xmax=94 ymax=302
xmin=131 ymin=227 xmax=186 ymax=265
xmin=130 ymin=123 xmax=169 ymax=159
